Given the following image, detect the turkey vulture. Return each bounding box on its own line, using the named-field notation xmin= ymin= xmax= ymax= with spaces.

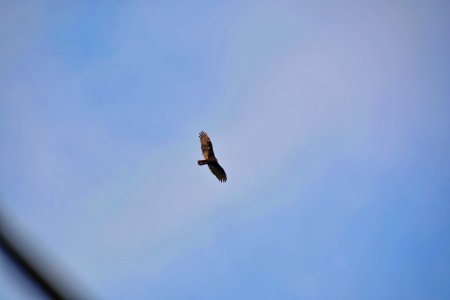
xmin=197 ymin=131 xmax=227 ymax=182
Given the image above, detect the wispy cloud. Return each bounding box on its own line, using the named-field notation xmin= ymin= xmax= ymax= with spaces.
xmin=1 ymin=1 xmax=449 ymax=299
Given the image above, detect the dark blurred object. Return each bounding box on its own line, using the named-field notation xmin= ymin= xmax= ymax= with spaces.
xmin=0 ymin=209 xmax=84 ymax=300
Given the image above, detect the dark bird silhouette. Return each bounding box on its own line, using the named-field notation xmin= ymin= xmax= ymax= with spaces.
xmin=197 ymin=131 xmax=227 ymax=182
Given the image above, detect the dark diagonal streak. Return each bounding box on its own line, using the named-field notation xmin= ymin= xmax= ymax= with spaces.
xmin=0 ymin=214 xmax=83 ymax=300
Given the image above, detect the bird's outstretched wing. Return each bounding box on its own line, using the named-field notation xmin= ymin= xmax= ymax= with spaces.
xmin=208 ymin=162 xmax=227 ymax=182
xmin=199 ymin=131 xmax=215 ymax=160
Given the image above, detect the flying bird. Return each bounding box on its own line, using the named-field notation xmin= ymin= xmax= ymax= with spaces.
xmin=197 ymin=131 xmax=227 ymax=182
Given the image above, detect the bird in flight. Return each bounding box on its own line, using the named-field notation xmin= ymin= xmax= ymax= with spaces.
xmin=197 ymin=131 xmax=227 ymax=182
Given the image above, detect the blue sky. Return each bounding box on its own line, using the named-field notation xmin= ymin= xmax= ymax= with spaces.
xmin=1 ymin=1 xmax=449 ymax=299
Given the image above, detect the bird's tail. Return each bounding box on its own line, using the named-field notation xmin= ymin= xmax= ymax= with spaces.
xmin=198 ymin=160 xmax=208 ymax=165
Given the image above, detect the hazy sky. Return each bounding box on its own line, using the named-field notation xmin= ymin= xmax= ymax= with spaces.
xmin=1 ymin=1 xmax=449 ymax=299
